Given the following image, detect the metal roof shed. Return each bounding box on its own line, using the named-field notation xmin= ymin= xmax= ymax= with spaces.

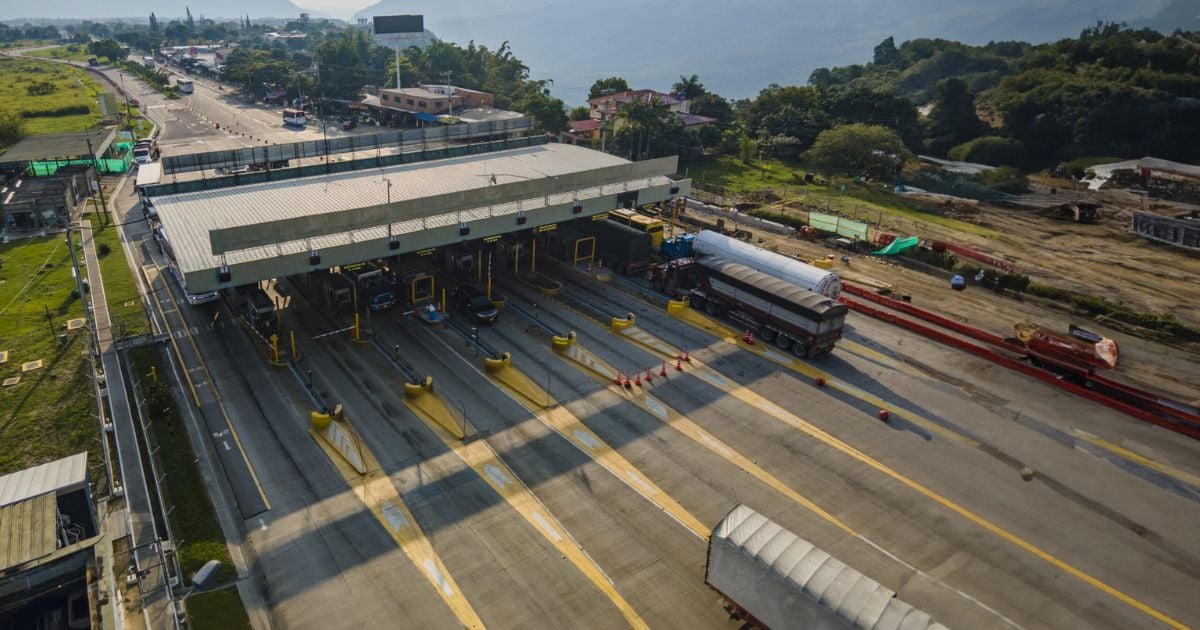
xmin=706 ymin=504 xmax=949 ymax=630
xmin=0 ymin=452 xmax=89 ymax=509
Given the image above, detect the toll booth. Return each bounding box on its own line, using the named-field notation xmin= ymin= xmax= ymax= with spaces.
xmin=399 ymin=270 xmax=436 ymax=306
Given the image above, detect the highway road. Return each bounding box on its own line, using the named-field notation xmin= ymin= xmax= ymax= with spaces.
xmin=34 ymin=47 xmax=1199 ymax=628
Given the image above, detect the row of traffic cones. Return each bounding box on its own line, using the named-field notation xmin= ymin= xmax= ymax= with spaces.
xmin=615 ymin=348 xmax=693 ymax=389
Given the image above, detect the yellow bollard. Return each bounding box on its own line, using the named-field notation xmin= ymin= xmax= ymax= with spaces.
xmin=270 ymin=334 xmax=279 ymax=363
xmin=531 ymin=238 xmax=537 ymax=273
xmin=354 ymin=313 xmax=361 ymax=340
xmin=148 ymin=366 xmax=157 ymax=384
xmin=290 ymin=330 xmax=299 ymax=361
xmin=441 ymin=288 xmax=446 ymax=314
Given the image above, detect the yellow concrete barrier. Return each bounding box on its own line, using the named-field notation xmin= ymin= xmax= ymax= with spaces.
xmin=551 ymin=331 xmax=576 ymax=351
xmin=609 ymin=314 xmax=636 ymax=332
xmin=483 ymin=352 xmax=512 ymax=372
xmin=490 ymin=295 xmax=508 ymax=309
xmin=403 ymin=376 xmax=433 ymax=399
xmin=311 ymin=410 xmax=332 ymax=431
xmin=666 ymin=298 xmax=688 ymax=315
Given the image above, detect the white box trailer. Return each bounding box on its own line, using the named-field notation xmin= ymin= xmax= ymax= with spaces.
xmin=694 ymin=230 xmax=841 ymax=298
xmin=706 ymin=504 xmax=949 ymax=630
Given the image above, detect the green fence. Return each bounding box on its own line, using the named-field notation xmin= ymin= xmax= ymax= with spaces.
xmin=28 ymin=151 xmax=133 ymax=176
xmin=808 ymin=211 xmax=869 ymax=240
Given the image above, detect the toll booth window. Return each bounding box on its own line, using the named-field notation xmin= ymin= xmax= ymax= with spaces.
xmin=617 ymin=191 xmax=639 ymax=208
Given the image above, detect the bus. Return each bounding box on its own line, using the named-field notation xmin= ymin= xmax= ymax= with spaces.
xmin=282 ymin=108 xmax=307 ymax=127
xmin=152 ymin=226 xmax=219 ymax=305
xmin=176 ymin=79 xmax=194 ymax=94
xmin=608 ymin=208 xmax=665 ymax=248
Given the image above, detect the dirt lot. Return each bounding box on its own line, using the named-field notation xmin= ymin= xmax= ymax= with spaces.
xmin=696 ymin=184 xmax=1200 ymax=403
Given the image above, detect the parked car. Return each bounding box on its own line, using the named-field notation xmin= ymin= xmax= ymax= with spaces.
xmin=453 ymin=285 xmax=499 ymax=324
xmin=342 ymin=118 xmax=357 ymax=131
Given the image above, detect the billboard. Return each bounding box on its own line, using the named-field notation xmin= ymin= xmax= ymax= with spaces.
xmin=373 ymin=15 xmax=423 ymax=34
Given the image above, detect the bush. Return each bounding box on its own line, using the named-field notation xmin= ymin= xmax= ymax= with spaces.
xmin=975 ymin=166 xmax=1029 ymax=194
xmin=98 ymin=243 xmax=111 ymax=256
xmin=26 ymin=81 xmax=57 ymax=96
xmin=947 ymin=136 xmax=1030 ymax=168
xmin=20 ymin=105 xmax=90 ymax=118
xmin=1061 ymin=156 xmax=1123 ymax=179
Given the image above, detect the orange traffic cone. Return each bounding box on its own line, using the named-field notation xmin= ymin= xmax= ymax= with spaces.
xmin=675 ymin=358 xmax=683 ymax=371
xmin=624 ymin=374 xmax=632 ymax=388
xmin=659 ymin=362 xmax=667 ymax=378
xmin=683 ymin=347 xmax=691 ymax=362
xmin=635 ymin=372 xmax=642 ymax=387
xmin=614 ymin=372 xmax=623 ymax=386
xmin=644 ymin=368 xmax=653 ymax=383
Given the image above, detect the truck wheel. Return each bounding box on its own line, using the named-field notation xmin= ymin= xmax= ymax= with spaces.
xmin=704 ymin=300 xmax=719 ymax=316
xmin=758 ymin=326 xmax=776 ymax=342
xmin=774 ymin=335 xmax=792 ymax=351
xmin=689 ymin=295 xmax=705 ymax=310
xmin=792 ymin=342 xmax=809 ymax=358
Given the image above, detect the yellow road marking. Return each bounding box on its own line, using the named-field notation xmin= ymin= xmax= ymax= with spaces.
xmin=652 ymin=306 xmax=1189 ymax=629
xmin=310 ymin=420 xmax=485 ymax=629
xmin=555 ymin=338 xmax=857 ymax=538
xmin=665 ymin=307 xmax=978 ymax=446
xmin=1073 ymin=431 xmax=1200 ymax=489
xmin=838 ymin=338 xmax=927 ymax=378
xmin=143 ymin=264 xmax=201 ymax=407
xmin=404 ymin=392 xmax=649 ymax=629
xmin=145 ymin=262 xmax=270 ymax=510
xmin=488 ymin=361 xmax=711 ymax=540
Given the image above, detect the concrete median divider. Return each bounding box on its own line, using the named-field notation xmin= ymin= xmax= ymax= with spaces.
xmin=402 ymin=376 xmax=467 ymax=440
xmin=609 ymin=314 xmax=636 ymax=332
xmin=307 ymin=405 xmax=484 ymax=628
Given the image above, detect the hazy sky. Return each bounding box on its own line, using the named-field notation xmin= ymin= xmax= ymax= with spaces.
xmin=296 ymin=0 xmax=371 ymax=19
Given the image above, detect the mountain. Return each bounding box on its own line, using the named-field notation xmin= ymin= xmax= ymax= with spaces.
xmin=6 ymin=0 xmax=307 ymax=21
xmin=1134 ymin=0 xmax=1200 ymax=31
xmin=353 ymin=0 xmax=1170 ymax=105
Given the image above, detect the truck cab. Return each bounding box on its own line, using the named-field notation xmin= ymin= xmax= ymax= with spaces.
xmin=341 ymin=262 xmax=397 ymax=311
xmin=239 ymin=287 xmax=276 ymax=336
xmin=324 ymin=273 xmax=354 ymax=313
xmin=650 ymin=258 xmax=701 ymax=297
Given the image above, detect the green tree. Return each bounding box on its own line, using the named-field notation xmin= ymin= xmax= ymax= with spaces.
xmin=948 ymin=136 xmax=1029 ymax=169
xmin=923 ymin=77 xmax=985 ymax=155
xmin=738 ymin=135 xmax=757 ymax=163
xmin=185 ymin=7 xmax=195 ymax=34
xmin=567 ymin=105 xmax=591 ymax=121
xmin=223 ymin=49 xmax=296 ymax=98
xmin=672 ymin=74 xmax=705 ymax=100
xmin=0 ymin=108 xmax=26 ymax=149
xmin=514 ymin=90 xmax=567 ymax=134
xmin=873 ymin=36 xmax=901 ymax=67
xmin=88 ymin=39 xmax=126 ymax=62
xmin=804 ymin=123 xmax=911 ymax=176
xmin=149 ymin=12 xmax=159 ymax=34
xmin=617 ymin=94 xmax=673 ymax=160
xmin=820 ymin=87 xmax=920 ymax=148
xmin=315 ymin=31 xmax=369 ymax=99
xmin=588 ymin=76 xmax=629 ymax=99
xmin=976 ymin=166 xmax=1029 ymax=193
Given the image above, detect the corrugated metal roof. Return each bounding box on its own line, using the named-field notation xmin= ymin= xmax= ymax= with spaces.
xmin=153 ymin=143 xmax=662 ymax=275
xmin=0 ymin=452 xmax=89 ymax=508
xmin=0 ymin=493 xmax=59 ymax=572
xmin=712 ymin=504 xmax=949 ymax=630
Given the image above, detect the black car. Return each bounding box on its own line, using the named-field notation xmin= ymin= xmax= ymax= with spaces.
xmin=454 ymin=286 xmax=498 ymax=324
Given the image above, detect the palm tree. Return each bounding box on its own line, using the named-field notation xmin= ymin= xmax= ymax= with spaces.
xmin=672 ymin=74 xmax=705 ymax=100
xmin=618 ymin=94 xmax=672 ymax=160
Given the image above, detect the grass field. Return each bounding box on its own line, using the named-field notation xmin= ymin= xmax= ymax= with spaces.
xmin=130 ymin=346 xmax=238 ymax=587
xmin=0 ymin=232 xmax=100 ymax=481
xmin=0 ymin=57 xmax=102 ymax=137
xmin=686 ymin=155 xmax=997 ymax=237
xmin=187 ymin=588 xmax=251 ymax=630
xmin=25 ymin=44 xmax=94 ymax=64
xmin=89 ymin=219 xmax=149 ymax=337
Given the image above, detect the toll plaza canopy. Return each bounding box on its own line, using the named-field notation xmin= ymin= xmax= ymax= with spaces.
xmin=151 ymin=142 xmax=690 ymax=293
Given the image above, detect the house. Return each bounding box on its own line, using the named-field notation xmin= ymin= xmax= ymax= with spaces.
xmin=0 ymin=454 xmax=107 ymax=629
xmin=1 ymin=164 xmax=97 ymax=233
xmin=377 ymin=87 xmax=463 ymax=116
xmin=419 ymin=84 xmax=494 ymax=110
xmin=585 ymin=89 xmax=717 ymax=134
xmin=561 ymin=118 xmax=602 ymax=146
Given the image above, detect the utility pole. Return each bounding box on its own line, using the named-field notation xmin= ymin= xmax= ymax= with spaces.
xmin=440 ymin=70 xmax=454 ymax=116
xmin=84 ymin=136 xmax=109 ymax=226
xmin=395 ymin=47 xmax=401 ymax=89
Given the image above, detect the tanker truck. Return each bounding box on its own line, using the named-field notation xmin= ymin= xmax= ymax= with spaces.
xmin=693 ymin=230 xmax=841 ymax=298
